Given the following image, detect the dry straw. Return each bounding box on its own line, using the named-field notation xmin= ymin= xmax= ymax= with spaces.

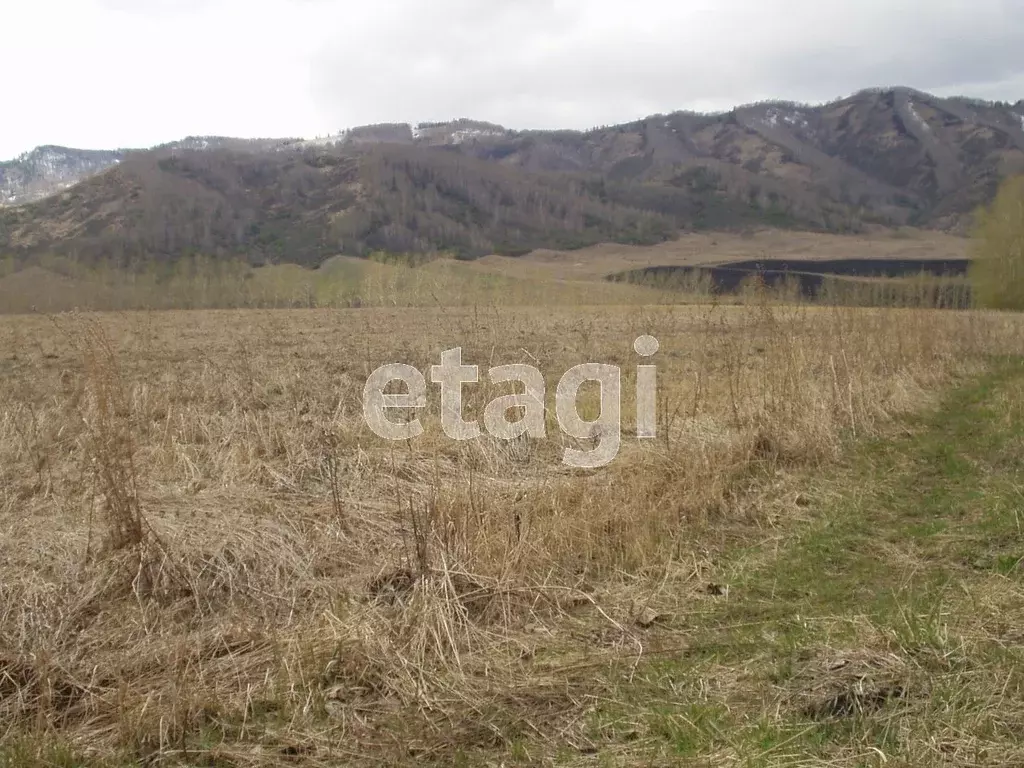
xmin=0 ymin=279 xmax=1021 ymax=763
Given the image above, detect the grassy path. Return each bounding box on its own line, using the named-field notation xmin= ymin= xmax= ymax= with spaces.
xmin=569 ymin=358 xmax=1024 ymax=766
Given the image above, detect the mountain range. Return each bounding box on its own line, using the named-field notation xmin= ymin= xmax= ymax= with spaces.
xmin=2 ymin=87 xmax=1023 ymax=266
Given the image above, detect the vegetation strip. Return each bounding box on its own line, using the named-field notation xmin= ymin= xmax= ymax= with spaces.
xmin=567 ymin=358 xmax=1024 ymax=766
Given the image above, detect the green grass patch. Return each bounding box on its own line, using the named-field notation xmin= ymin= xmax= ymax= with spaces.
xmin=572 ymin=357 xmax=1024 ymax=765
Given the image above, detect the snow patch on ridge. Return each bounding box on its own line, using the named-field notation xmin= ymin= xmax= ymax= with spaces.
xmin=907 ymin=101 xmax=932 ymax=133
xmin=762 ymin=107 xmax=809 ymax=130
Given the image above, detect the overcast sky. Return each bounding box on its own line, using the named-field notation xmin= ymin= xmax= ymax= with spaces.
xmin=4 ymin=0 xmax=1023 ymax=160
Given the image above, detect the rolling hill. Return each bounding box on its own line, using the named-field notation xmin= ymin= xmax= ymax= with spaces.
xmin=2 ymin=87 xmax=1023 ymax=266
xmin=0 ymin=145 xmax=677 ymax=265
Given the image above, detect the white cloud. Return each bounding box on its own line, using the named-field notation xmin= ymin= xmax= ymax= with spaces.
xmin=3 ymin=0 xmax=331 ymax=156
xmin=3 ymin=0 xmax=1022 ymax=159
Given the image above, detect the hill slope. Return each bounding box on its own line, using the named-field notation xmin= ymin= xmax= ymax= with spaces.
xmin=1 ymin=146 xmax=126 ymax=206
xmin=0 ymin=145 xmax=677 ymax=264
xmin=454 ymin=88 xmax=1024 ymax=229
xmin=2 ymin=87 xmax=1023 ymax=264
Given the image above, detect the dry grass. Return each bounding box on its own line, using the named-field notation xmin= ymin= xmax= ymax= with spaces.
xmin=493 ymin=227 xmax=970 ymax=280
xmin=0 ymin=294 xmax=1022 ymax=765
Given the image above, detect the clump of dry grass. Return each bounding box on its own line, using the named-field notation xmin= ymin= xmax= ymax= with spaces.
xmin=75 ymin=317 xmax=147 ymax=553
xmin=0 ymin=298 xmax=1021 ymax=764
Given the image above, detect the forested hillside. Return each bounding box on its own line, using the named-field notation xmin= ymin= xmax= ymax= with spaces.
xmin=2 ymin=87 xmax=1023 ymax=265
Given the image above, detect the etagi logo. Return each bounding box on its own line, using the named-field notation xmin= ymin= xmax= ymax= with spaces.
xmin=362 ymin=336 xmax=659 ymax=469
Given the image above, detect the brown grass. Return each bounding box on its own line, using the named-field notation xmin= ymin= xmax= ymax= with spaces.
xmin=496 ymin=227 xmax=970 ymax=280
xmin=0 ymin=295 xmax=1022 ymax=765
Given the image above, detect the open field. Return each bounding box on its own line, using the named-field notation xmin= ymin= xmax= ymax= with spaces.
xmin=487 ymin=228 xmax=972 ymax=281
xmin=2 ymin=296 xmax=1024 ymax=766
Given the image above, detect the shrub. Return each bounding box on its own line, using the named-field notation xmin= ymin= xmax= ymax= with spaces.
xmin=969 ymin=175 xmax=1024 ymax=310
